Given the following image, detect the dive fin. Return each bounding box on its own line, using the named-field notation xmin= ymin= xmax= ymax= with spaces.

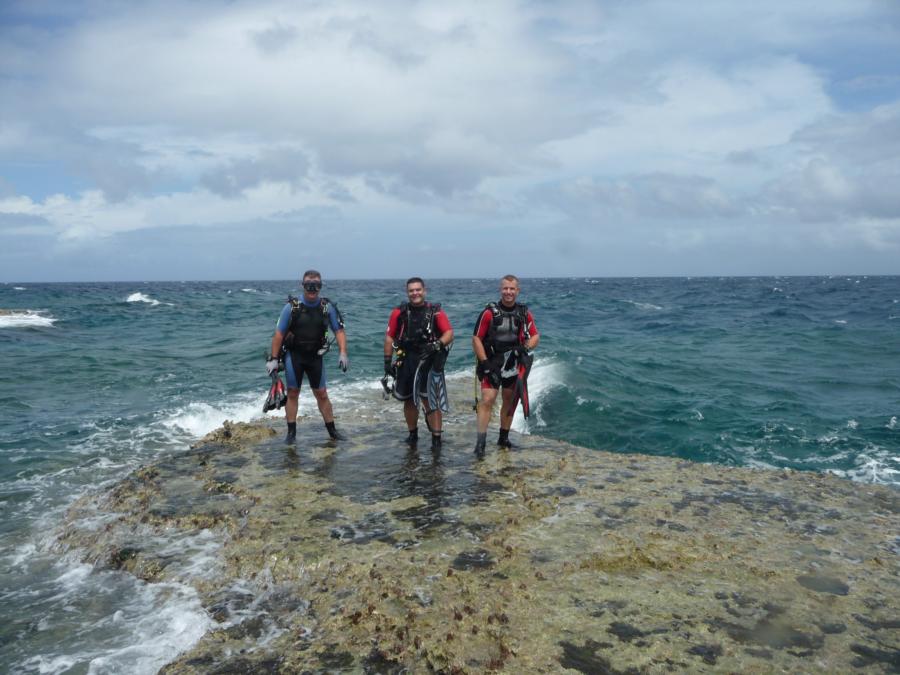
xmin=508 ymin=351 xmax=534 ymax=419
xmin=412 ymin=358 xmax=428 ymax=407
xmin=427 ymin=368 xmax=449 ymax=413
xmin=426 ymin=345 xmax=450 ymax=413
xmin=263 ymin=372 xmax=288 ymax=412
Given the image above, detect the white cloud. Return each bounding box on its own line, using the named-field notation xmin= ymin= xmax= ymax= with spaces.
xmin=0 ymin=0 xmax=898 ymax=278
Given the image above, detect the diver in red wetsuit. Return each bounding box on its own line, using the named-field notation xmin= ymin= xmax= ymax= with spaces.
xmin=471 ymin=274 xmax=540 ymax=457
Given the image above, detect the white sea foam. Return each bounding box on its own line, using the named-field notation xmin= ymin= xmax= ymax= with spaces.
xmin=511 ymin=358 xmax=563 ymax=433
xmin=14 ymin=286 xmax=26 ymax=290
xmin=161 ymin=392 xmax=265 ymax=438
xmin=80 ymin=580 xmax=210 ymax=675
xmin=0 ymin=310 xmax=56 ymax=328
xmin=834 ymin=319 xmax=847 ymax=325
xmin=11 ymin=525 xmax=218 ymax=674
xmin=830 ymin=449 xmax=900 ymax=485
xmin=126 ymin=292 xmax=160 ymax=306
xmin=150 ymin=529 xmax=223 ymax=581
xmin=888 ymin=416 xmax=898 ymax=430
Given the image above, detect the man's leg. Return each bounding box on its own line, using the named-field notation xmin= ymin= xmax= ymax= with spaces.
xmin=474 ymin=387 xmax=498 ymax=456
xmin=477 ymin=388 xmax=498 ymax=433
xmin=312 ymin=387 xmax=333 ymax=423
xmin=424 ymin=401 xmax=442 ymax=450
xmin=403 ymin=399 xmax=420 ymax=444
xmin=284 ymin=388 xmax=300 ymax=443
xmin=497 ymin=385 xmax=516 ymax=447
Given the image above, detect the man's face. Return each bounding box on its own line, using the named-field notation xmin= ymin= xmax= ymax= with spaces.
xmin=302 ymin=276 xmax=322 ymax=301
xmin=500 ymin=279 xmax=519 ymax=306
xmin=406 ymin=281 xmax=426 ymax=306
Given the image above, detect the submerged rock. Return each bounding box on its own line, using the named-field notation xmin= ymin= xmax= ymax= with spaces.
xmin=58 ymin=416 xmax=899 ymax=673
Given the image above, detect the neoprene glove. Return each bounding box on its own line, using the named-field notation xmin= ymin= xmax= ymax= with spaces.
xmin=384 ymin=355 xmax=393 ymax=376
xmin=265 ymin=358 xmax=280 ymax=376
xmin=422 ymin=341 xmax=443 ymax=356
xmin=476 ymin=359 xmax=489 ymax=379
xmin=338 ymin=352 xmax=350 ymax=372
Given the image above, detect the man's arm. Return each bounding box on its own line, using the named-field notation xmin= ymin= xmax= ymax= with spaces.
xmin=270 ymin=304 xmax=292 ymax=358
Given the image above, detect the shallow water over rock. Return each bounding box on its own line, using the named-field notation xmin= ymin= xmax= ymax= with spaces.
xmin=59 ymin=420 xmax=900 ymax=673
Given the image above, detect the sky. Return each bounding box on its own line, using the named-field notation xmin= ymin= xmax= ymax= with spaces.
xmin=1 ymin=0 xmax=899 ymax=281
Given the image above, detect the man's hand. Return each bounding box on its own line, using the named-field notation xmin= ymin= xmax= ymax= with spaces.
xmin=338 ymin=352 xmax=350 ymax=372
xmin=422 ymin=341 xmax=443 ymax=356
xmin=265 ymin=358 xmax=280 ymax=376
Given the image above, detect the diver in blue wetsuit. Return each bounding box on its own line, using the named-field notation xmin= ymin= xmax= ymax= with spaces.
xmin=266 ymin=270 xmax=349 ymax=444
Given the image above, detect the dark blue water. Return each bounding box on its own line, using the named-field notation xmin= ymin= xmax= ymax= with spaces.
xmin=1 ymin=276 xmax=898 ymax=671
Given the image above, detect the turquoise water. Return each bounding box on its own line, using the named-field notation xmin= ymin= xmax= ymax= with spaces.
xmin=1 ymin=276 xmax=898 ymax=672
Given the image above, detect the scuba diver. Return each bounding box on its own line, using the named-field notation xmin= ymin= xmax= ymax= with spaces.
xmin=266 ymin=269 xmax=349 ymax=444
xmin=471 ymin=274 xmax=540 ymax=457
xmin=383 ymin=277 xmax=454 ymax=450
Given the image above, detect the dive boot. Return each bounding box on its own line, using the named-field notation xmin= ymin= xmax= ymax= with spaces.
xmin=474 ymin=432 xmax=487 ymax=458
xmin=326 ymin=421 xmax=345 ymax=441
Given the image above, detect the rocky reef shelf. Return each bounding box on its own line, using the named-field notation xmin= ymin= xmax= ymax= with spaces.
xmin=58 ymin=417 xmax=899 ymax=673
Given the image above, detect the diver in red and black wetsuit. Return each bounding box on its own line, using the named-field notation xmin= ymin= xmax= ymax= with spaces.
xmin=384 ymin=277 xmax=454 ymax=450
xmin=471 ymin=274 xmax=540 ymax=457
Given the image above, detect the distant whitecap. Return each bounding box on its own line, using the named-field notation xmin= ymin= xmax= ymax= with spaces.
xmin=126 ymin=292 xmax=160 ymax=306
xmin=0 ymin=310 xmax=56 ymax=328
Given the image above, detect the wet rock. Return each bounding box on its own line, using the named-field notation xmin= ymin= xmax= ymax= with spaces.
xmin=544 ymin=485 xmax=578 ymax=497
xmin=362 ymin=647 xmax=405 ymax=674
xmin=451 ymin=548 xmax=495 ymax=571
xmin=796 ymin=575 xmax=849 ymax=595
xmin=558 ymin=640 xmax=620 ymax=674
xmin=655 ymin=518 xmax=689 ymax=532
xmin=210 ymin=655 xmax=281 ymax=674
xmin=744 ymin=647 xmax=773 ymax=659
xmin=587 ymin=600 xmax=628 ymax=618
xmin=853 ymin=615 xmax=900 ymax=631
xmin=222 ymin=615 xmax=267 ymax=640
xmin=310 ymin=508 xmax=342 ymax=522
xmin=317 ymin=645 xmax=354 ymax=669
xmin=712 ymin=616 xmax=824 ymax=651
xmin=850 ymin=643 xmax=900 ymax=669
xmin=687 ymin=643 xmax=722 ymax=665
xmin=607 ymin=622 xmax=647 ymax=642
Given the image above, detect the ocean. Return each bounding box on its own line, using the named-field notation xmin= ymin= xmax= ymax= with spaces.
xmin=1 ymin=276 xmax=898 ymax=672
